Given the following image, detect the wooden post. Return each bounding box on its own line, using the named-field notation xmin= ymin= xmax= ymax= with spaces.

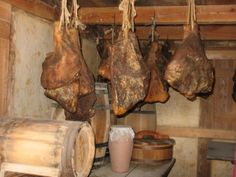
xmin=0 ymin=1 xmax=11 ymax=117
xmin=197 ymin=138 xmax=211 ymax=177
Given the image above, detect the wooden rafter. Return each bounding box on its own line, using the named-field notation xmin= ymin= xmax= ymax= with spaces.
xmin=78 ymin=5 xmax=236 ymax=25
xmin=103 ymin=25 xmax=236 ymax=40
xmin=2 ymin=0 xmax=56 ymax=21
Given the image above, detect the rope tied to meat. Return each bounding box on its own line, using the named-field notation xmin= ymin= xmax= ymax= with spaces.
xmin=59 ymin=0 xmax=86 ymax=31
xmin=187 ymin=0 xmax=196 ymax=30
xmin=119 ymin=0 xmax=136 ymax=39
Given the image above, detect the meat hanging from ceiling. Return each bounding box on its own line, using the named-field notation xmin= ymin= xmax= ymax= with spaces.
xmin=164 ymin=0 xmax=214 ymax=99
xmin=41 ymin=0 xmax=96 ymax=121
xmin=144 ymin=41 xmax=169 ymax=103
xmin=111 ymin=31 xmax=150 ymax=115
xmin=98 ymin=0 xmax=150 ymax=116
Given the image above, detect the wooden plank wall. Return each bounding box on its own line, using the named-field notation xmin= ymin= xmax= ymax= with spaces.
xmin=0 ymin=1 xmax=11 ymax=117
xmin=200 ymin=60 xmax=236 ymax=130
xmin=197 ymin=59 xmax=236 ymax=177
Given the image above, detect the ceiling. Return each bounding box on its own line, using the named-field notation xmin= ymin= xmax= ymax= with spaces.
xmin=42 ymin=0 xmax=236 ymax=8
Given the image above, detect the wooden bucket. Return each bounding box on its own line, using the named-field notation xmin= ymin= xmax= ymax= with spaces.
xmin=0 ymin=118 xmax=95 ymax=177
xmin=91 ymin=83 xmax=110 ymax=168
xmin=131 ymin=131 xmax=175 ymax=164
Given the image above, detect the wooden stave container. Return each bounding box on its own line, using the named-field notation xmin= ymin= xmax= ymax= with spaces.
xmin=91 ymin=83 xmax=110 ymax=168
xmin=131 ymin=139 xmax=175 ymax=164
xmin=0 ymin=118 xmax=95 ymax=177
xmin=116 ymin=104 xmax=156 ymax=133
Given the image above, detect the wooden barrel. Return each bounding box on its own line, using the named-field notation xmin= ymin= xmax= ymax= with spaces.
xmin=0 ymin=118 xmax=95 ymax=177
xmin=132 ymin=137 xmax=175 ymax=164
xmin=91 ymin=83 xmax=110 ymax=168
xmin=116 ymin=104 xmax=156 ymax=133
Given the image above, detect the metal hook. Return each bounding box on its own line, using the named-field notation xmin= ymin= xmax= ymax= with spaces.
xmin=151 ymin=13 xmax=156 ymax=42
xmin=112 ymin=15 xmax=115 ymax=44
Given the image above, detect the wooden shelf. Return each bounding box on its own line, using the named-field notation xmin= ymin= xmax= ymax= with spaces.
xmin=157 ymin=126 xmax=236 ymax=140
xmin=90 ymin=158 xmax=176 ymax=177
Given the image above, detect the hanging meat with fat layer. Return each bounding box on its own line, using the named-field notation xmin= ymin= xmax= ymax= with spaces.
xmin=144 ymin=41 xmax=169 ymax=103
xmin=110 ymin=31 xmax=150 ymax=116
xmin=41 ymin=22 xmax=96 ymax=120
xmin=165 ymin=24 xmax=214 ymax=99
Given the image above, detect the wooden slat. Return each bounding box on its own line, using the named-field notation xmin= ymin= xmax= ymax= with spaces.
xmin=206 ymin=49 xmax=236 ymax=60
xmin=197 ymin=139 xmax=211 ymax=177
xmin=103 ymin=25 xmax=236 ymax=40
xmin=1 ymin=0 xmax=56 ymax=21
xmin=0 ymin=38 xmax=10 ymax=117
xmin=1 ymin=163 xmax=60 ymax=177
xmin=0 ymin=1 xmax=11 ymax=22
xmin=0 ymin=2 xmax=10 ymax=117
xmin=0 ymin=20 xmax=10 ymax=39
xmin=78 ymin=0 xmax=236 ymax=7
xmin=207 ymin=141 xmax=236 ymax=162
xmin=157 ymin=126 xmax=236 ymax=140
xmin=79 ymin=5 xmax=236 ymax=25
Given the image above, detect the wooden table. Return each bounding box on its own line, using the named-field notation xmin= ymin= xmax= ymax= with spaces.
xmin=89 ymin=158 xmax=176 ymax=177
xmin=4 ymin=159 xmax=175 ymax=177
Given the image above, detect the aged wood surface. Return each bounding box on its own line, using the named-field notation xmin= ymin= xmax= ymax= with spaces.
xmin=157 ymin=126 xmax=236 ymax=140
xmin=102 ymin=25 xmax=236 ymax=40
xmin=1 ymin=163 xmax=60 ymax=177
xmin=197 ymin=138 xmax=211 ymax=177
xmin=79 ymin=5 xmax=236 ymax=25
xmin=200 ymin=60 xmax=236 ymax=130
xmin=47 ymin=0 xmax=236 ymax=7
xmin=0 ymin=119 xmax=95 ymax=177
xmin=0 ymin=1 xmax=11 ymax=117
xmin=89 ymin=158 xmax=176 ymax=177
xmin=91 ymin=83 xmax=110 ymax=167
xmin=207 ymin=141 xmax=236 ymax=162
xmin=116 ymin=104 xmax=156 ymax=133
xmin=1 ymin=0 xmax=55 ymax=21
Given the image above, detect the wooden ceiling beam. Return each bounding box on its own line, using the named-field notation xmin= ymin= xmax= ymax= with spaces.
xmin=78 ymin=5 xmax=236 ymax=25
xmin=2 ymin=0 xmax=56 ymax=21
xmin=102 ymin=25 xmax=236 ymax=40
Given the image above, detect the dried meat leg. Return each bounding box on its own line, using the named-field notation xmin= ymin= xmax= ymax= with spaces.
xmin=144 ymin=42 xmax=169 ymax=103
xmin=65 ymin=92 xmax=96 ymax=121
xmin=41 ymin=23 xmax=81 ymax=89
xmin=44 ymin=80 xmax=79 ymax=113
xmin=165 ymin=24 xmax=214 ymax=99
xmin=41 ymin=22 xmax=96 ymax=120
xmin=111 ymin=32 xmax=150 ymax=115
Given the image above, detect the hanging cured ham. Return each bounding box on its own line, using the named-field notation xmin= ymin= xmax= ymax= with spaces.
xmin=41 ymin=0 xmax=96 ymax=121
xmin=110 ymin=0 xmax=149 ymax=116
xmin=111 ymin=31 xmax=150 ymax=115
xmin=165 ymin=0 xmax=214 ymax=99
xmin=144 ymin=41 xmax=169 ymax=103
xmin=98 ymin=0 xmax=150 ymax=116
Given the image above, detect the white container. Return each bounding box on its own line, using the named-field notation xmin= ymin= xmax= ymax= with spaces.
xmin=109 ymin=125 xmax=134 ymax=173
